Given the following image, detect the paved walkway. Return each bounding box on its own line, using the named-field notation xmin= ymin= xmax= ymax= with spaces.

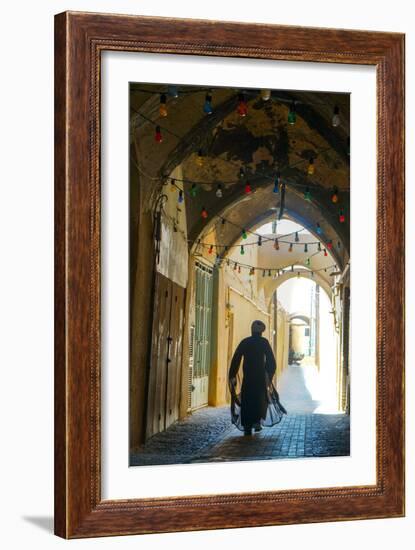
xmin=130 ymin=365 xmax=350 ymax=466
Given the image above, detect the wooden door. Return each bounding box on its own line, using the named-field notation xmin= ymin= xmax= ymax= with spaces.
xmin=165 ymin=285 xmax=185 ymax=429
xmin=145 ymin=272 xmax=186 ymax=439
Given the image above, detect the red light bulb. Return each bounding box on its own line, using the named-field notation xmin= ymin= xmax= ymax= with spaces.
xmin=201 ymin=207 xmax=208 ymax=219
xmin=155 ymin=125 xmax=162 ymax=143
xmin=245 ymin=182 xmax=251 ymax=194
xmin=237 ymin=93 xmax=248 ymax=117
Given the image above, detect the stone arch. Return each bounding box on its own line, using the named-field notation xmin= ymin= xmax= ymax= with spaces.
xmin=264 ymin=270 xmax=332 ymax=307
xmin=289 ymin=313 xmax=311 ymax=325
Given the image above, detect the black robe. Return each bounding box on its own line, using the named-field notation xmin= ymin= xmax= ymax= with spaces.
xmin=228 ymin=334 xmax=287 ymax=430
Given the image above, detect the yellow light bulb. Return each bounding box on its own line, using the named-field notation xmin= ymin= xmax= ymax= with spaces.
xmin=307 ymin=159 xmax=315 ymax=175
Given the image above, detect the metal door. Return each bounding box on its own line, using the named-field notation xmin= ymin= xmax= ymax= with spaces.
xmin=191 ymin=261 xmax=213 ymax=410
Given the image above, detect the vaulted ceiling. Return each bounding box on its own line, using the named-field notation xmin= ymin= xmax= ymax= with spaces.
xmin=130 ymin=83 xmax=350 ymax=269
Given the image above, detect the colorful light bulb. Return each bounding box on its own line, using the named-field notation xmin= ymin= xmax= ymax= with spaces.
xmin=295 ymin=232 xmax=299 ymax=242
xmin=327 ymin=240 xmax=333 ymax=250
xmin=304 ymin=243 xmax=308 ymax=253
xmin=316 ymin=223 xmax=322 ymax=235
xmin=288 ymin=101 xmax=296 ymax=125
xmin=324 ymin=249 xmax=328 ymax=257
xmin=261 ymin=89 xmax=271 ymax=101
xmin=245 ymin=182 xmax=252 ymax=194
xmin=178 ymin=190 xmax=184 ymax=203
xmin=258 ymin=236 xmax=262 ymax=246
xmin=238 ymin=266 xmax=241 ymax=273
xmin=203 ymin=93 xmax=213 ymax=114
xmin=331 ymin=186 xmax=339 ymax=203
xmin=168 ymin=85 xmax=179 ymax=98
xmin=233 ymin=262 xmax=237 ymax=271
xmin=155 ymin=125 xmax=162 ymax=143
xmin=273 ymin=173 xmax=281 ymax=193
xmin=307 ymin=158 xmax=315 ymax=175
xmin=332 ymin=105 xmax=340 ymax=127
xmin=274 ymin=238 xmax=279 ymax=250
xmin=318 ymin=242 xmax=321 ymax=251
xmin=240 ymin=245 xmax=245 ymax=255
xmin=201 ymin=206 xmax=208 ymax=219
xmin=237 ymin=93 xmax=248 ymax=117
xmin=159 ymin=94 xmax=168 ymax=117
xmin=216 ymin=184 xmax=223 ymax=198
xmin=268 ymin=269 xmax=272 ymax=277
xmin=196 ymin=149 xmax=204 ymax=167
xmin=289 ymin=243 xmax=293 ymax=252
xmin=208 ymin=244 xmax=214 ymax=254
xmin=339 ymin=209 xmax=345 ymax=223
xmin=304 ymin=186 xmax=312 ymax=201
xmin=242 ymin=229 xmax=247 ymax=240
xmin=306 ymin=258 xmax=311 ymax=267
xmin=190 ymin=183 xmax=197 ymax=197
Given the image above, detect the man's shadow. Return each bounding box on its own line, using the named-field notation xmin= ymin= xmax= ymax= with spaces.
xmin=22 ymin=516 xmax=54 ymax=533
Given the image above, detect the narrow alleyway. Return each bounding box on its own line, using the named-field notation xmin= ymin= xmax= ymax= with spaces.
xmin=130 ymin=364 xmax=350 ymax=466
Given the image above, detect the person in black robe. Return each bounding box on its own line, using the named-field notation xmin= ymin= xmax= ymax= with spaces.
xmin=228 ymin=320 xmax=287 ymax=436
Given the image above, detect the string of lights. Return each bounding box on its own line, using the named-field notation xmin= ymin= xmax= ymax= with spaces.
xmin=133 ymin=105 xmax=349 ymax=198
xmin=210 ymin=255 xmax=339 ymax=277
xmin=161 ymin=188 xmax=342 ymax=252
xmin=159 ymin=199 xmax=340 ymax=275
xmin=165 ymin=176 xmax=346 ymax=229
xmin=161 ymin=199 xmax=323 ymax=247
xmin=164 ymin=193 xmax=341 ymax=254
xmin=195 ymin=238 xmax=334 ymax=255
xmin=132 ymin=108 xmax=349 ymax=228
xmin=130 ymin=86 xmax=342 ymax=110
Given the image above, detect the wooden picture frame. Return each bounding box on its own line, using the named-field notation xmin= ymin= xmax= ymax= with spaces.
xmin=54 ymin=11 xmax=405 ymax=538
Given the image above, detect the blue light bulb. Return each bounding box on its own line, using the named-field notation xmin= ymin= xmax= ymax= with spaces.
xmin=203 ymin=93 xmax=213 ymax=114
xmin=167 ymin=85 xmax=179 ymax=98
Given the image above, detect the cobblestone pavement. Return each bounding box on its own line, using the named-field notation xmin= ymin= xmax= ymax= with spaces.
xmin=191 ymin=412 xmax=349 ymax=463
xmin=130 ymin=365 xmax=350 ymax=466
xmin=130 ymin=406 xmax=232 ymax=466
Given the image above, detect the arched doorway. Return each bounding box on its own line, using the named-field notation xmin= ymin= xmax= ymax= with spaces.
xmin=273 ymin=276 xmax=339 ymax=414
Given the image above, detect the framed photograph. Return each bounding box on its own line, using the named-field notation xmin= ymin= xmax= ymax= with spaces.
xmin=54 ymin=11 xmax=405 ymax=538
